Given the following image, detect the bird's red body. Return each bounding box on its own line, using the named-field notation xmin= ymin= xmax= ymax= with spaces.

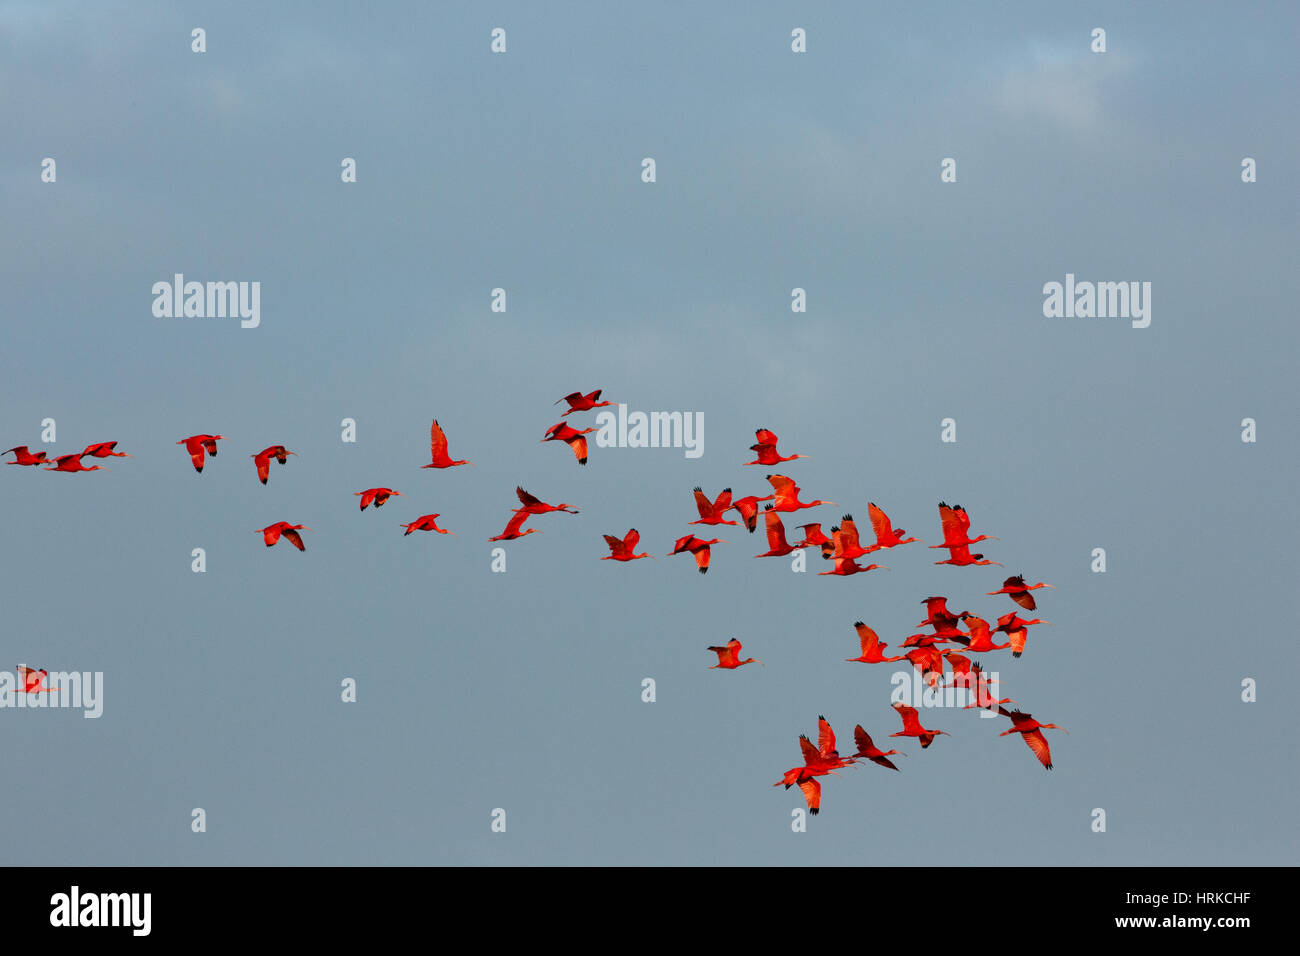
xmin=602 ymin=529 xmax=652 ymax=562
xmin=256 ymin=521 xmax=311 ymax=551
xmin=745 ymin=428 xmax=807 ymax=466
xmin=423 ymin=420 xmax=471 ymax=468
xmin=754 ymin=506 xmax=802 ymax=557
xmin=850 ymin=726 xmax=904 ymax=771
xmin=402 ymin=514 xmax=453 ymax=535
xmin=994 ymin=611 xmax=1051 ymax=658
xmin=489 ymin=510 xmax=541 ymax=541
xmin=177 ymin=434 xmax=224 ymax=473
xmin=252 ymin=445 xmax=295 ymax=484
xmin=514 ymin=486 xmax=578 ymax=515
xmin=997 ymin=707 xmax=1067 ymax=770
xmin=987 ymin=574 xmax=1055 ymax=611
xmin=766 ymin=474 xmax=835 ymax=513
xmin=669 ymin=534 xmax=723 ymax=574
xmin=356 ymin=487 xmax=401 ymax=510
xmin=863 ymin=502 xmax=922 ymax=551
xmin=890 ymin=703 xmax=949 ymax=748
xmin=845 ymin=622 xmax=905 ymax=664
xmin=3 ymin=446 xmax=49 ymax=466
xmin=817 ymin=556 xmax=887 ymax=577
xmin=707 ymin=638 xmax=762 ymax=669
xmin=555 ymin=389 xmax=613 ymax=416
xmin=542 ymin=422 xmax=596 ymax=465
xmin=727 ymin=494 xmax=775 ymax=533
xmin=690 ymin=487 xmax=738 ymax=526
xmin=82 ymin=441 xmax=131 ymax=459
xmin=44 ymin=453 xmax=105 ymax=473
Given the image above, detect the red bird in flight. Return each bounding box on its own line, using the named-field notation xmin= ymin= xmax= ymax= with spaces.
xmin=987 ymin=574 xmax=1055 ymax=611
xmin=890 ymin=703 xmax=949 ymax=749
xmin=850 ymin=726 xmax=905 ymax=771
xmin=845 ymin=622 xmax=905 ymax=664
xmin=726 ymin=493 xmax=774 ymax=533
xmin=256 ymin=522 xmax=311 ymax=551
xmin=863 ymin=502 xmax=922 ymax=551
xmin=252 ymin=445 xmax=295 ymax=484
xmin=765 ymin=474 xmax=835 ymax=513
xmin=555 ymin=389 xmax=613 ymax=416
xmin=998 ymin=707 xmax=1068 ymax=770
xmin=994 ymin=611 xmax=1051 ymax=658
xmin=755 ymin=506 xmax=802 ymax=557
xmin=690 ymin=487 xmax=738 ymax=526
xmin=3 ymin=446 xmax=49 ymax=466
xmin=18 ymin=666 xmax=56 ymax=693
xmin=707 ymin=638 xmax=763 ymax=669
xmin=177 ymin=435 xmax=224 ymax=473
xmin=82 ymin=441 xmax=131 ymax=459
xmin=423 ymin=420 xmax=472 ymax=469
xmin=542 ymin=422 xmax=596 ymax=465
xmin=514 ymin=487 xmax=578 ymax=515
xmin=355 ymin=488 xmax=401 ymax=510
xmin=602 ymin=529 xmax=653 ymax=562
xmin=402 ymin=514 xmax=454 ymax=535
xmin=745 ymin=428 xmax=808 ymax=466
xmin=44 ymin=453 xmax=106 ymax=473
xmin=669 ymin=534 xmax=724 ymax=574
xmin=818 ymin=556 xmax=888 ymax=577
xmin=489 ymin=510 xmax=541 ymax=542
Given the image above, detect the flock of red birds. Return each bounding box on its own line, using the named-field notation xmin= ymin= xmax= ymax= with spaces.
xmin=7 ymin=391 xmax=1064 ymax=816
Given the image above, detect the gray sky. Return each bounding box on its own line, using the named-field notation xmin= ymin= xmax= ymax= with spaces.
xmin=2 ymin=1 xmax=1296 ymax=864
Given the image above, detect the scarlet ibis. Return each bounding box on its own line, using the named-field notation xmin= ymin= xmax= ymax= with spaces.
xmin=755 ymin=506 xmax=801 ymax=557
xmin=812 ymin=716 xmax=855 ymax=770
xmin=82 ymin=441 xmax=131 ymax=459
xmin=669 ymin=534 xmax=724 ymax=574
xmin=903 ymin=647 xmax=944 ymax=686
xmin=542 ymin=422 xmax=596 ymax=465
xmin=177 ymin=435 xmax=223 ymax=473
xmin=745 ymin=428 xmax=808 ymax=466
xmin=256 ymin=521 xmax=311 ymax=551
xmin=794 ymin=522 xmax=833 ymax=555
xmin=690 ymin=487 xmax=738 ymax=526
xmin=826 ymin=515 xmax=870 ymax=560
xmin=44 ymin=453 xmax=105 ymax=473
xmin=850 ymin=726 xmax=905 ymax=771
xmin=775 ymin=760 xmax=835 ymax=816
xmin=18 ymin=666 xmax=55 ymax=693
xmin=994 ymin=611 xmax=1051 ymax=658
xmin=515 ymin=486 xmax=578 ymax=515
xmin=252 ymin=445 xmax=295 ymax=484
xmin=765 ymin=474 xmax=835 ymax=513
xmin=864 ymin=502 xmax=922 ymax=551
xmin=845 ymin=622 xmax=905 ymax=664
xmin=726 ymin=493 xmax=774 ymax=532
xmin=960 ymin=663 xmax=1014 ymax=710
xmin=987 ymin=574 xmax=1055 ymax=611
xmin=602 ymin=529 xmax=653 ymax=562
xmin=817 ymin=556 xmax=888 ymax=576
xmin=423 ymin=420 xmax=472 ymax=469
xmin=958 ymin=613 xmax=1011 ymax=653
xmin=555 ymin=389 xmax=613 ymax=416
xmin=931 ymin=502 xmax=998 ymax=550
xmin=707 ymin=638 xmax=763 ymax=669
xmin=934 ymin=543 xmax=1002 ymax=568
xmin=919 ymin=596 xmax=963 ymax=631
xmin=901 ymin=631 xmax=961 ymax=649
xmin=402 ymin=514 xmax=454 ymax=536
xmin=890 ymin=703 xmax=949 ymax=748
xmin=489 ymin=510 xmax=541 ymax=541
xmin=355 ymin=488 xmax=401 ymax=510
xmin=942 ymin=650 xmax=973 ymax=684
xmin=3 ymin=446 xmax=49 ymax=466
xmin=997 ymin=707 xmax=1068 ymax=770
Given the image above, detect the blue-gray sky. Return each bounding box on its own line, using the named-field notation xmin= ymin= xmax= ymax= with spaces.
xmin=2 ymin=1 xmax=1297 ymax=864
